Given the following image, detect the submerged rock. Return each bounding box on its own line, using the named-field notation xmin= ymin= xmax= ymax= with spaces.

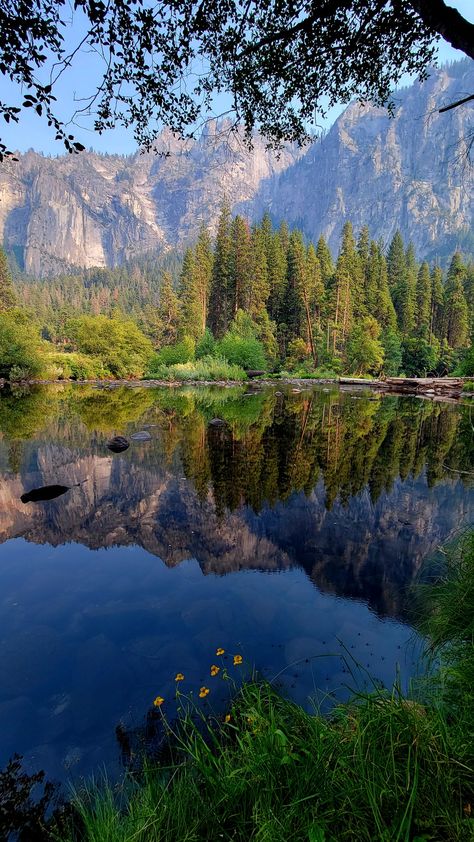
xmin=106 ymin=435 xmax=130 ymax=453
xmin=209 ymin=418 xmax=227 ymax=427
xmin=131 ymin=431 xmax=152 ymax=442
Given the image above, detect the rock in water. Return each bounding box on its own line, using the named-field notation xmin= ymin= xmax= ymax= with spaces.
xmin=21 ymin=484 xmax=70 ymax=503
xmin=209 ymin=418 xmax=227 ymax=427
xmin=130 ymin=431 xmax=152 ymax=442
xmin=107 ymin=435 xmax=130 ymax=453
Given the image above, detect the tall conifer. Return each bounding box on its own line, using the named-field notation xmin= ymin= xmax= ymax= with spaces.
xmin=444 ymin=253 xmax=469 ymax=348
xmin=0 ymin=248 xmax=16 ymax=311
xmin=208 ymin=201 xmax=232 ymax=337
xmin=430 ymin=266 xmax=444 ymax=340
xmin=415 ymin=261 xmax=432 ymax=339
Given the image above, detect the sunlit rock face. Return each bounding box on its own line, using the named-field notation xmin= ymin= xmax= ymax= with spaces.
xmin=0 ymin=60 xmax=472 ymax=275
xmin=245 ymin=59 xmax=474 ymax=258
xmin=0 ymin=126 xmax=298 ymax=276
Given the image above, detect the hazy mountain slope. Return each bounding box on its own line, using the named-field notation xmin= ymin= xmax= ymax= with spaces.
xmin=0 ymin=126 xmax=298 ymax=276
xmin=0 ymin=60 xmax=472 ymax=276
xmin=250 ymin=59 xmax=474 ymax=258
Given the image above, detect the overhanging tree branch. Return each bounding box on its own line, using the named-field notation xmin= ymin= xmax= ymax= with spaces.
xmin=439 ymin=93 xmax=474 ymax=113
xmin=409 ymin=0 xmax=474 ymax=62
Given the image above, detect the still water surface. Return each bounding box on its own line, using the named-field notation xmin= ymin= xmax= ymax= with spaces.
xmin=0 ymin=383 xmax=473 ymax=785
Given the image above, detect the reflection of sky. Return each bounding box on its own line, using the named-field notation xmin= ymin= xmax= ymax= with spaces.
xmin=0 ymin=1 xmax=472 ymax=155
xmin=0 ymin=386 xmax=473 ymax=788
xmin=0 ymin=538 xmax=421 ymax=786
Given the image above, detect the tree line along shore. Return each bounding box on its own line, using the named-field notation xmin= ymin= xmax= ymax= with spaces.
xmin=1 ymin=207 xmax=474 ymax=384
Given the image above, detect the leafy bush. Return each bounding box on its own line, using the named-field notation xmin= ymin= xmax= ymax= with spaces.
xmin=401 ymin=338 xmax=439 ymax=377
xmin=43 ymin=351 xmax=109 ymax=380
xmin=346 ymin=316 xmax=384 ymax=375
xmin=155 ymin=336 xmax=195 ymax=366
xmin=285 ymin=366 xmax=339 ymax=379
xmin=65 ymin=315 xmax=154 ymax=378
xmin=462 ymin=380 xmax=474 ymax=393
xmin=145 ymin=355 xmax=246 ymax=382
xmin=457 ymin=345 xmax=474 ymax=377
xmin=217 ymin=334 xmax=266 ymax=370
xmin=0 ymin=311 xmax=43 ymax=380
xmin=195 ymin=329 xmax=216 ymax=359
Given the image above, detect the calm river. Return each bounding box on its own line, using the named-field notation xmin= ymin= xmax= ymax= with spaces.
xmin=0 ymin=383 xmax=473 ymax=786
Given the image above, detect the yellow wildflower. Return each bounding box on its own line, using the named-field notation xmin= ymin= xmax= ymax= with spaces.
xmin=210 ymin=664 xmax=220 ymax=677
xmin=216 ymin=648 xmax=225 ymax=656
xmin=199 ymin=687 xmax=210 ymax=698
xmin=224 ymin=714 xmax=231 ymax=723
xmin=175 ymin=673 xmax=185 ymax=682
xmin=233 ymin=654 xmax=243 ymax=665
xmin=153 ymin=696 xmax=164 ymax=707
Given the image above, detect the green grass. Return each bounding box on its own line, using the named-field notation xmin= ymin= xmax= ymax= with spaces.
xmin=145 ymin=355 xmax=247 ymax=382
xmin=60 ymin=535 xmax=474 ymax=842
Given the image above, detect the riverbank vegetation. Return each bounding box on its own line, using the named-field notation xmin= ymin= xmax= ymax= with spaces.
xmin=58 ymin=531 xmax=474 ymax=842
xmin=1 ymin=209 xmax=473 ymax=382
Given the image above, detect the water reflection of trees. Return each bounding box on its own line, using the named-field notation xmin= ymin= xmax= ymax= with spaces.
xmin=0 ymin=385 xmax=472 ymax=510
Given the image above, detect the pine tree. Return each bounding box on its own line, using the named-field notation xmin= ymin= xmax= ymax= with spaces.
xmin=403 ymin=244 xmax=417 ymax=334
xmin=365 ymin=241 xmax=396 ymax=329
xmin=0 ymin=248 xmax=16 ymax=312
xmin=444 ymin=253 xmax=469 ymax=349
xmin=208 ymin=200 xmax=233 ymax=337
xmin=430 ymin=265 xmax=444 ymax=340
xmin=315 ymin=235 xmax=334 ymax=287
xmin=357 ymin=225 xmax=370 ymax=279
xmin=463 ymin=263 xmax=474 ymax=340
xmin=193 ymin=225 xmax=214 ymax=335
xmin=284 ymin=230 xmax=306 ymax=343
xmin=265 ymin=219 xmax=287 ymax=324
xmin=330 ymin=222 xmax=362 ymax=353
xmin=230 ymin=215 xmax=253 ymax=314
xmin=179 ymin=247 xmax=198 ymax=337
xmin=156 ymin=271 xmax=180 ymax=346
xmin=414 ymin=261 xmax=432 ymax=340
xmin=387 ymin=231 xmax=410 ymax=331
xmin=249 ymin=225 xmax=270 ymax=318
xmin=180 ymin=236 xmax=213 ymax=342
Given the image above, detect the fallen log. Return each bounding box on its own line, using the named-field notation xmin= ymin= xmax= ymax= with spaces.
xmin=383 ymin=377 xmax=464 ymax=398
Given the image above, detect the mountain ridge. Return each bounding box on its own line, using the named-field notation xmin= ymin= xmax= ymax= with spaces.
xmin=0 ymin=59 xmax=473 ymax=277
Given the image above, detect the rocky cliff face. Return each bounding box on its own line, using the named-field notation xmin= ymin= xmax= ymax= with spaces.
xmin=253 ymin=59 xmax=474 ymax=258
xmin=0 ymin=125 xmax=298 ymax=276
xmin=0 ymin=60 xmax=472 ymax=276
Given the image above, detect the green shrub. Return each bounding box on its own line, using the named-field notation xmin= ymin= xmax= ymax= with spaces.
xmin=43 ymin=351 xmax=109 ymax=380
xmin=65 ymin=315 xmax=154 ymax=378
xmin=401 ymin=337 xmax=439 ymax=377
xmin=155 ymin=336 xmax=195 ymax=366
xmin=217 ymin=334 xmax=266 ymax=370
xmin=462 ymin=380 xmax=474 ymax=393
xmin=286 ymin=337 xmax=309 ymax=369
xmin=145 ymin=355 xmax=246 ymax=381
xmin=457 ymin=345 xmax=474 ymax=376
xmin=195 ymin=329 xmax=216 ymax=359
xmin=0 ymin=311 xmax=43 ymax=380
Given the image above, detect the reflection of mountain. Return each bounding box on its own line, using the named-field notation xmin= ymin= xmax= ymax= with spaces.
xmin=0 ymin=385 xmax=473 ymax=618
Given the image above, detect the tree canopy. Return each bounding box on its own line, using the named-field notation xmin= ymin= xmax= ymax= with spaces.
xmin=1 ymin=1 xmax=473 ymax=159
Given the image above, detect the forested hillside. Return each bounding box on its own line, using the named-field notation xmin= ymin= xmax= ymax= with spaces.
xmin=1 ymin=206 xmax=472 ymax=380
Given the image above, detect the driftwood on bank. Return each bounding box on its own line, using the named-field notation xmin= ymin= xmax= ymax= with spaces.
xmin=340 ymin=377 xmax=465 ymax=399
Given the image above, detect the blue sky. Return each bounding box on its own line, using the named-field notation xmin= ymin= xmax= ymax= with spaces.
xmin=0 ymin=0 xmax=473 ymax=157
